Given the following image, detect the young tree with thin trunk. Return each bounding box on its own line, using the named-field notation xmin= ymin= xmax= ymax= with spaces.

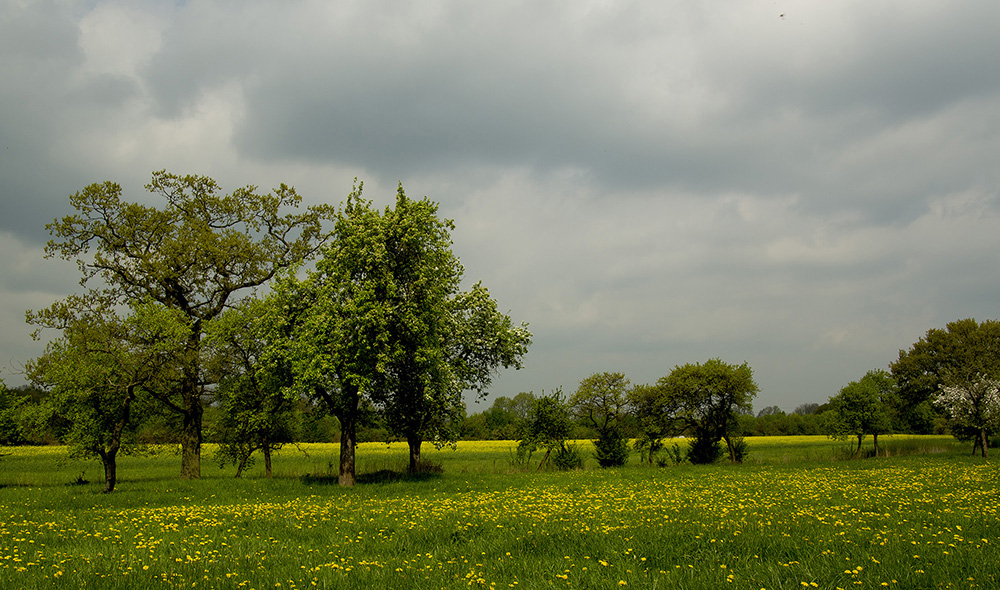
xmin=26 ymin=296 xmax=189 ymax=492
xmin=43 ymin=171 xmax=332 ymax=479
xmin=827 ymin=369 xmax=895 ymax=458
xmin=656 ymin=359 xmax=758 ymax=464
xmin=206 ymin=296 xmax=296 ymax=478
xmin=627 ymin=382 xmax=684 ymax=465
xmin=515 ymin=389 xmax=576 ymax=471
xmin=571 ymin=372 xmax=631 ymax=467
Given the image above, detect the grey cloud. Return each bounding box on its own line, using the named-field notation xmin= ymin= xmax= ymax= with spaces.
xmin=0 ymin=2 xmax=147 ymax=242
xmin=3 ymin=0 xmax=1000 ymax=410
xmin=112 ymin=0 xmax=1000 ymax=232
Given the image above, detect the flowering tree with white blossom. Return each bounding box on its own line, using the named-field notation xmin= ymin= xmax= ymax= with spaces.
xmin=936 ymin=376 xmax=1000 ymax=459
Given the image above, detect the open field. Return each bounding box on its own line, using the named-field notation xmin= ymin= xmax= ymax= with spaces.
xmin=0 ymin=436 xmax=996 ymax=589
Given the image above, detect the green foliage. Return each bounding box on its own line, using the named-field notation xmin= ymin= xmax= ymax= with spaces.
xmin=740 ymin=410 xmax=826 ymax=436
xmin=936 ymin=376 xmax=1000 ymax=459
xmin=627 ymin=383 xmax=678 ymax=464
xmin=42 ymin=170 xmax=333 ymax=479
xmin=656 ymin=359 xmax=759 ymax=463
xmin=570 ymin=372 xmax=630 ymax=467
xmin=206 ymin=296 xmax=298 ymax=477
xmin=375 ymin=185 xmax=531 ymax=470
xmin=891 ymin=318 xmax=1000 ymax=457
xmin=570 ymin=372 xmax=629 ymax=433
xmin=0 ymin=380 xmax=26 ymax=445
xmin=516 ymin=390 xmax=574 ymax=470
xmin=655 ymin=442 xmax=685 ymax=467
xmin=890 ymin=318 xmax=1000 ymax=434
xmin=25 ymin=297 xmax=190 ymax=491
xmin=274 ymin=182 xmax=530 ymax=481
xmin=827 ymin=369 xmax=896 ymax=458
xmin=552 ymin=441 xmax=584 ymax=470
xmin=686 ymin=430 xmax=724 ymax=464
xmin=269 ymin=186 xmax=391 ymax=486
xmin=593 ymin=426 xmax=630 ymax=467
xmin=464 ymin=392 xmax=537 ymax=440
xmin=729 ymin=435 xmax=749 ymax=463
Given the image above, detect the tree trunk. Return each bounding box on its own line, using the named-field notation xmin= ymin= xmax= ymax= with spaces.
xmin=264 ymin=444 xmax=273 ymax=478
xmin=724 ymin=434 xmax=735 ymax=462
xmin=537 ymin=447 xmax=551 ymax=471
xmin=180 ymin=390 xmax=203 ymax=479
xmin=337 ymin=384 xmax=359 ymax=487
xmin=407 ymin=436 xmax=422 ymax=474
xmin=100 ymin=385 xmax=133 ymax=493
xmin=100 ymin=447 xmax=119 ymax=493
xmin=338 ymin=418 xmax=356 ymax=486
xmin=855 ymin=434 xmax=863 ymax=458
xmin=873 ymin=433 xmax=880 ymax=457
xmin=235 ymin=454 xmax=249 ymax=478
xmin=980 ymin=427 xmax=989 ymax=459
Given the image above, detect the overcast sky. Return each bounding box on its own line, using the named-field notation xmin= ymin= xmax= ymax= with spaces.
xmin=2 ymin=0 xmax=999 ymax=413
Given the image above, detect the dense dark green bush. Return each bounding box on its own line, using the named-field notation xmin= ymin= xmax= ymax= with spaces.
xmin=593 ymin=428 xmax=630 ymax=467
xmin=687 ymin=433 xmax=724 ymax=464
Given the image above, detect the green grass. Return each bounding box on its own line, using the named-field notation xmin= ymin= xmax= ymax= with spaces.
xmin=0 ymin=436 xmax=996 ymax=589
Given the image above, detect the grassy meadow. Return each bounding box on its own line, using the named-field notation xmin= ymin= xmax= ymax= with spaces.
xmin=1 ymin=436 xmax=997 ymax=589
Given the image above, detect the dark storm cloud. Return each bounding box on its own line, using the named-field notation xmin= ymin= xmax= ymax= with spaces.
xmin=0 ymin=1 xmax=148 ymax=243
xmin=2 ymin=0 xmax=1000 ymax=409
xmin=123 ymin=0 xmax=994 ymax=233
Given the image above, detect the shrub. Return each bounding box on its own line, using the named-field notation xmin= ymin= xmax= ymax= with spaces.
xmin=687 ymin=434 xmax=724 ymax=464
xmin=729 ymin=436 xmax=749 ymax=463
xmin=593 ymin=428 xmax=629 ymax=467
xmin=655 ymin=443 xmax=685 ymax=467
xmin=553 ymin=442 xmax=584 ymax=471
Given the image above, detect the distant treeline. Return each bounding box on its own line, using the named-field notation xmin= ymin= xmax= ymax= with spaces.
xmin=0 ymin=384 xmax=941 ymax=448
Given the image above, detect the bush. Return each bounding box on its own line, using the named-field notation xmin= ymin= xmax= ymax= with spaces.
xmin=729 ymin=436 xmax=749 ymax=463
xmin=687 ymin=434 xmax=724 ymax=464
xmin=553 ymin=442 xmax=584 ymax=471
xmin=655 ymin=443 xmax=685 ymax=467
xmin=593 ymin=428 xmax=629 ymax=468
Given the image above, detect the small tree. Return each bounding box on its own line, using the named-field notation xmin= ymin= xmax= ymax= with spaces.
xmin=935 ymin=376 xmax=1000 ymax=458
xmin=516 ymin=389 xmax=579 ymax=471
xmin=206 ymin=297 xmax=296 ymax=478
xmin=571 ymin=372 xmax=630 ymax=467
xmin=26 ymin=297 xmax=189 ymax=492
xmin=657 ymin=359 xmax=759 ymax=464
xmin=628 ymin=383 xmax=683 ymax=465
xmin=827 ymin=370 xmax=895 ymax=457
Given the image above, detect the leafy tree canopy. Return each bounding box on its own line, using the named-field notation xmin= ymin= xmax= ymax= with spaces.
xmin=657 ymin=359 xmax=759 ymax=463
xmin=827 ymin=369 xmax=895 ymax=458
xmin=41 ymin=170 xmax=333 ymax=479
xmin=890 ymin=318 xmax=1000 ymax=432
xmin=26 ymin=296 xmax=190 ymax=491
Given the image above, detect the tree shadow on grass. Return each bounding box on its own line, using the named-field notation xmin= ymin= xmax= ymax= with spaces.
xmin=301 ymin=462 xmax=444 ymax=485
